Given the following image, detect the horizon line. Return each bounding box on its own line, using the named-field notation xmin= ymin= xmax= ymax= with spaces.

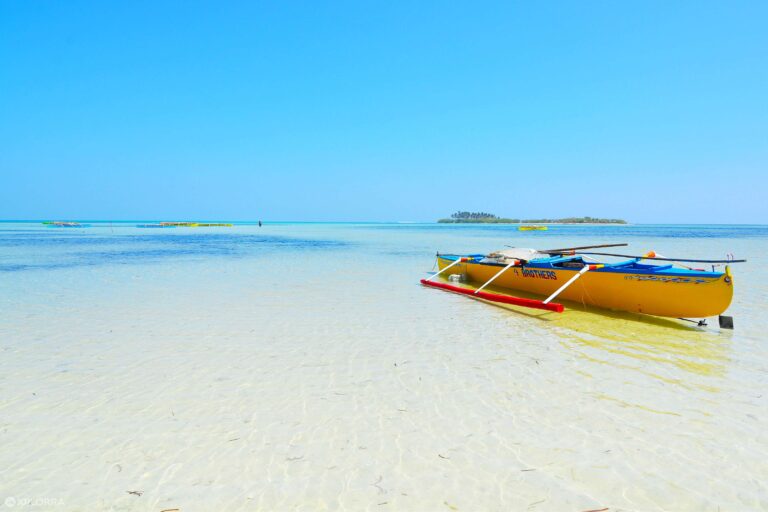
xmin=2 ymin=219 xmax=768 ymax=227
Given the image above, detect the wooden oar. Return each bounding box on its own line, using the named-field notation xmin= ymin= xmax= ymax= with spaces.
xmin=543 ymin=264 xmax=604 ymax=304
xmin=424 ymin=256 xmax=473 ymax=282
xmin=540 ymin=243 xmax=628 ymax=253
xmin=548 ymin=251 xmax=747 ymax=264
xmin=648 ymin=251 xmax=697 ymax=270
xmin=474 ymin=259 xmax=520 ymax=294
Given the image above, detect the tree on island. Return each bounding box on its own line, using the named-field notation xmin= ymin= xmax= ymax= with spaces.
xmin=438 ymin=212 xmax=627 ymax=224
xmin=450 ymin=211 xmax=499 ymax=220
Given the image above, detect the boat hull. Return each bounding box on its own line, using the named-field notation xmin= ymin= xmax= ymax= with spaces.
xmin=437 ymin=256 xmax=733 ymax=318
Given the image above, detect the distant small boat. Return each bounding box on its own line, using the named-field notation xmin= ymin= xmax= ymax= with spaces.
xmin=136 ymin=222 xmax=232 ymax=228
xmin=44 ymin=221 xmax=88 ymax=228
xmin=160 ymin=222 xmax=199 ymax=227
xmin=519 ymin=225 xmax=548 ymax=231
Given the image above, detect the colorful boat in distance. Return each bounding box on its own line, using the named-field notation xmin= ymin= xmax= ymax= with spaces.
xmin=136 ymin=222 xmax=232 ymax=228
xmin=159 ymin=222 xmax=199 ymax=227
xmin=519 ymin=225 xmax=547 ymax=231
xmin=138 ymin=222 xmax=233 ymax=228
xmin=429 ymin=248 xmax=738 ymax=319
xmin=44 ymin=221 xmax=89 ymax=227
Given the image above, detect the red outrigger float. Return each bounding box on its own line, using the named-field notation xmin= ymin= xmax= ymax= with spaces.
xmin=419 ymin=278 xmax=564 ymax=312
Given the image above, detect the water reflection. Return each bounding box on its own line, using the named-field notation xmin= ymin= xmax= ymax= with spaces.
xmin=456 ymin=280 xmax=731 ymax=386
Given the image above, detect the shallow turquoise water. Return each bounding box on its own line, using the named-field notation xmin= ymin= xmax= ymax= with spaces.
xmin=0 ymin=222 xmax=766 ymax=511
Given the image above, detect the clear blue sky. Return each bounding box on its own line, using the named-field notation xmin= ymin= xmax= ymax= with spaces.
xmin=1 ymin=1 xmax=766 ymax=222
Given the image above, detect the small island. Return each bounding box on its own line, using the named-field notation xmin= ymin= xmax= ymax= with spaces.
xmin=437 ymin=211 xmax=627 ymax=224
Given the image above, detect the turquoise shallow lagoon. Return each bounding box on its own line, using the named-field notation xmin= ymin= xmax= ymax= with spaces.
xmin=1 ymin=222 xmax=766 ymax=511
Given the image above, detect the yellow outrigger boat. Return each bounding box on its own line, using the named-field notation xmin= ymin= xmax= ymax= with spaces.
xmin=422 ymin=243 xmax=744 ymax=326
xmin=519 ymin=225 xmax=547 ymax=231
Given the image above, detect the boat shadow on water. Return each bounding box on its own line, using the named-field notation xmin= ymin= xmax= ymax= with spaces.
xmin=436 ymin=278 xmax=731 ymax=382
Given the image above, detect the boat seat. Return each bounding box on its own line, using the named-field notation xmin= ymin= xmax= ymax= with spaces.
xmin=559 ymin=261 xmax=585 ymax=268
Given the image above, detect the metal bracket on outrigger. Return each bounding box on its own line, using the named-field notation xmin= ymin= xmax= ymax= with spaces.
xmin=677 ymin=316 xmax=735 ymax=329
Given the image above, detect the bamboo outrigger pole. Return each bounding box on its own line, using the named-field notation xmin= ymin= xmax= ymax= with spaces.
xmin=474 ymin=259 xmax=520 ymax=294
xmin=424 ymin=256 xmax=473 ymax=282
xmin=543 ymin=264 xmax=604 ymax=304
xmin=540 ymin=243 xmax=628 ymax=253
